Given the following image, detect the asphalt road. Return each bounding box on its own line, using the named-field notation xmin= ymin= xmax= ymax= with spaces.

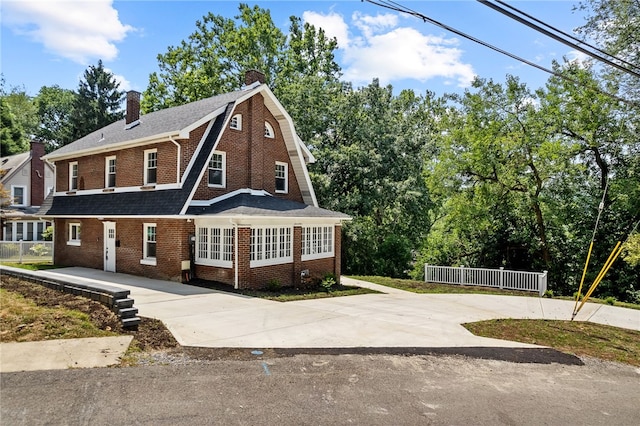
xmin=2 ymin=353 xmax=639 ymax=425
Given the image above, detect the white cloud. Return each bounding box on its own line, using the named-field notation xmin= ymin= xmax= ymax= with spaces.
xmin=303 ymin=10 xmax=475 ymax=88
xmin=2 ymin=0 xmax=134 ymax=64
xmin=303 ymin=10 xmax=350 ymax=49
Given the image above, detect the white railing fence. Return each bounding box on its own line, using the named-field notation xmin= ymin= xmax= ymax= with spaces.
xmin=424 ymin=264 xmax=548 ymax=296
xmin=0 ymin=241 xmax=54 ymax=263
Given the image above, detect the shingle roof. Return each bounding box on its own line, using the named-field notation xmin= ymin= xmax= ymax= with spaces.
xmin=0 ymin=151 xmax=30 ymax=183
xmin=186 ymin=193 xmax=351 ymax=219
xmin=46 ymin=90 xmax=247 ymax=158
xmin=40 ymin=105 xmax=233 ymax=216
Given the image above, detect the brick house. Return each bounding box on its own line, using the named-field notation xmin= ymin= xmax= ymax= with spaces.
xmin=39 ymin=71 xmax=349 ymax=289
xmin=1 ymin=141 xmax=54 ymax=241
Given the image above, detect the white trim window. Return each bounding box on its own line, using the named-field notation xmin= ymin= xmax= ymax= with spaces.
xmin=250 ymin=226 xmax=292 ymax=267
xmin=141 ymin=223 xmax=157 ymax=265
xmin=105 ymin=156 xmax=116 ymax=188
xmin=144 ymin=149 xmax=157 ymax=185
xmin=69 ymin=162 xmax=78 ymax=191
xmin=196 ymin=226 xmax=233 ymax=268
xmin=275 ymin=162 xmax=288 ymax=193
xmin=230 ymin=114 xmax=242 ymax=130
xmin=264 ymin=121 xmax=274 ymax=138
xmin=301 ymin=225 xmax=334 ymax=261
xmin=68 ymin=223 xmax=81 ymax=246
xmin=11 ymin=186 xmax=26 ymax=206
xmin=208 ymin=151 xmax=226 ymax=188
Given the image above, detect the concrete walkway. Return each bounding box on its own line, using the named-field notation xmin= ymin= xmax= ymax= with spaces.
xmin=1 ymin=266 xmax=639 ymax=372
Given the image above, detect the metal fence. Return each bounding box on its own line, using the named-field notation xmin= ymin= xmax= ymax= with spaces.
xmin=0 ymin=241 xmax=54 ymax=264
xmin=424 ymin=264 xmax=548 ymax=296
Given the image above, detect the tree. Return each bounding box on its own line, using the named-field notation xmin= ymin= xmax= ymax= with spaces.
xmin=141 ymin=3 xmax=342 ymax=121
xmin=0 ymin=97 xmax=28 ymax=156
xmin=142 ymin=4 xmax=287 ymax=112
xmin=34 ymin=85 xmax=76 ymax=152
xmin=575 ymin=0 xmax=640 ymax=98
xmin=70 ymin=60 xmax=124 ymax=140
xmin=311 ymin=80 xmax=441 ymax=276
xmin=419 ymin=76 xmax=576 ymax=279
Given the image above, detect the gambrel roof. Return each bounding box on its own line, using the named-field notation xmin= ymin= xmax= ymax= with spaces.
xmin=40 ymin=83 xmax=330 ymax=218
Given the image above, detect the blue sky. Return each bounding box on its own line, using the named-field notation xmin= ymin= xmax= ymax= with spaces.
xmin=1 ymin=1 xmax=591 ymax=97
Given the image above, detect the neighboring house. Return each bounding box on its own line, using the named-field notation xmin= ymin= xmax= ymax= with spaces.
xmin=39 ymin=71 xmax=350 ymax=289
xmin=1 ymin=141 xmax=54 ymax=241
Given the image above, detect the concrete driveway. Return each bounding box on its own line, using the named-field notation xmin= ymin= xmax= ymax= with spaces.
xmin=14 ymin=267 xmax=640 ymax=349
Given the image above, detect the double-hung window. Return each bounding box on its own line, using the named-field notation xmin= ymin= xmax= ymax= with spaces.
xmin=250 ymin=226 xmax=292 ymax=267
xmin=144 ymin=149 xmax=157 ymax=185
xmin=141 ymin=223 xmax=157 ymax=265
xmin=69 ymin=162 xmax=78 ymax=191
xmin=11 ymin=186 xmax=25 ymax=206
xmin=68 ymin=223 xmax=81 ymax=246
xmin=208 ymin=152 xmax=225 ymax=187
xmin=275 ymin=162 xmax=287 ymax=193
xmin=301 ymin=225 xmax=334 ymax=261
xmin=105 ymin=156 xmax=116 ymax=188
xmin=196 ymin=226 xmax=234 ymax=268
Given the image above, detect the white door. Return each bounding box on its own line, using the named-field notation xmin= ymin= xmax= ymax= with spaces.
xmin=104 ymin=222 xmax=116 ymax=272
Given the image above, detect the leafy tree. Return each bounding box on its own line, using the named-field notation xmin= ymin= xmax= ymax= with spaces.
xmin=623 ymin=233 xmax=640 ymax=267
xmin=273 ymin=16 xmax=342 ymax=142
xmin=70 ymin=60 xmax=124 ymax=140
xmin=575 ymin=0 xmax=640 ymax=98
xmin=34 ymin=85 xmax=76 ymax=152
xmin=311 ymin=80 xmax=441 ymax=277
xmin=142 ymin=4 xmax=287 ymax=112
xmin=0 ymin=96 xmax=28 ymax=156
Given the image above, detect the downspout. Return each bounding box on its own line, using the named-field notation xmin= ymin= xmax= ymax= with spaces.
xmin=230 ymin=219 xmax=239 ymax=289
xmin=169 ymin=137 xmax=181 ymax=184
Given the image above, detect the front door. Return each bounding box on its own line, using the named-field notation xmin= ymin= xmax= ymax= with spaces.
xmin=103 ymin=222 xmax=116 ymax=272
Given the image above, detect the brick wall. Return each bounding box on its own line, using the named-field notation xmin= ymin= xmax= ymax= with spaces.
xmin=30 ymin=141 xmax=45 ymax=206
xmin=54 ymin=217 xmax=193 ymax=282
xmin=192 ymin=98 xmax=304 ymax=203
xmin=193 ymin=224 xmax=342 ymax=290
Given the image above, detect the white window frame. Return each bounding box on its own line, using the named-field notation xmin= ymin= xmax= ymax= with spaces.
xmin=68 ymin=223 xmax=81 ymax=246
xmin=11 ymin=185 xmax=27 ymax=206
xmin=250 ymin=226 xmax=292 ymax=268
xmin=301 ymin=225 xmax=335 ymax=261
xmin=69 ymin=162 xmax=78 ymax=191
xmin=195 ymin=226 xmax=234 ymax=268
xmin=275 ymin=162 xmax=288 ymax=194
xmin=230 ymin=114 xmax=242 ymax=130
xmin=208 ymin=151 xmax=226 ymax=188
xmin=144 ymin=149 xmax=157 ymax=185
xmin=264 ymin=121 xmax=275 ymax=138
xmin=105 ymin=156 xmax=116 ymax=188
xmin=141 ymin=223 xmax=157 ymax=265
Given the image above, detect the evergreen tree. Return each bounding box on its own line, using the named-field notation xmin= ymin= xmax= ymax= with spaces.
xmin=70 ymin=60 xmax=124 ymax=140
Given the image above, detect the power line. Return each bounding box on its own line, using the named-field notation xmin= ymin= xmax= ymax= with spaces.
xmin=362 ymin=0 xmax=637 ymax=107
xmin=479 ymin=0 xmax=640 ymax=78
xmin=491 ymin=0 xmax=640 ymax=73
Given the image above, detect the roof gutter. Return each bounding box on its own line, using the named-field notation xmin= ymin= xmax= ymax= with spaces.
xmin=43 ymin=131 xmax=187 ymax=163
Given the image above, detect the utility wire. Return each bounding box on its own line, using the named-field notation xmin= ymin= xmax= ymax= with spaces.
xmin=491 ymin=0 xmax=640 ymax=73
xmin=362 ymin=0 xmax=638 ymax=107
xmin=479 ymin=0 xmax=640 ymax=78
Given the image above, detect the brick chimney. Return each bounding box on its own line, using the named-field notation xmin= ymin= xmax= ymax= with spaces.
xmin=29 ymin=140 xmax=45 ymax=206
xmin=126 ymin=90 xmax=141 ymax=125
xmin=245 ymin=70 xmax=266 ymax=86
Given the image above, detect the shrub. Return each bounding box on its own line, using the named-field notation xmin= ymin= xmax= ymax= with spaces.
xmin=319 ymin=274 xmax=337 ymax=293
xmin=265 ymin=278 xmax=281 ymax=292
xmin=604 ymin=296 xmax=617 ymax=306
xmin=543 ymin=289 xmax=554 ymax=298
xmin=29 ymin=244 xmax=51 ymax=257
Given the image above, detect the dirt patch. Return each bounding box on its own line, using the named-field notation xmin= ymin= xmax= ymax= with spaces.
xmin=0 ymin=275 xmax=178 ymax=352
